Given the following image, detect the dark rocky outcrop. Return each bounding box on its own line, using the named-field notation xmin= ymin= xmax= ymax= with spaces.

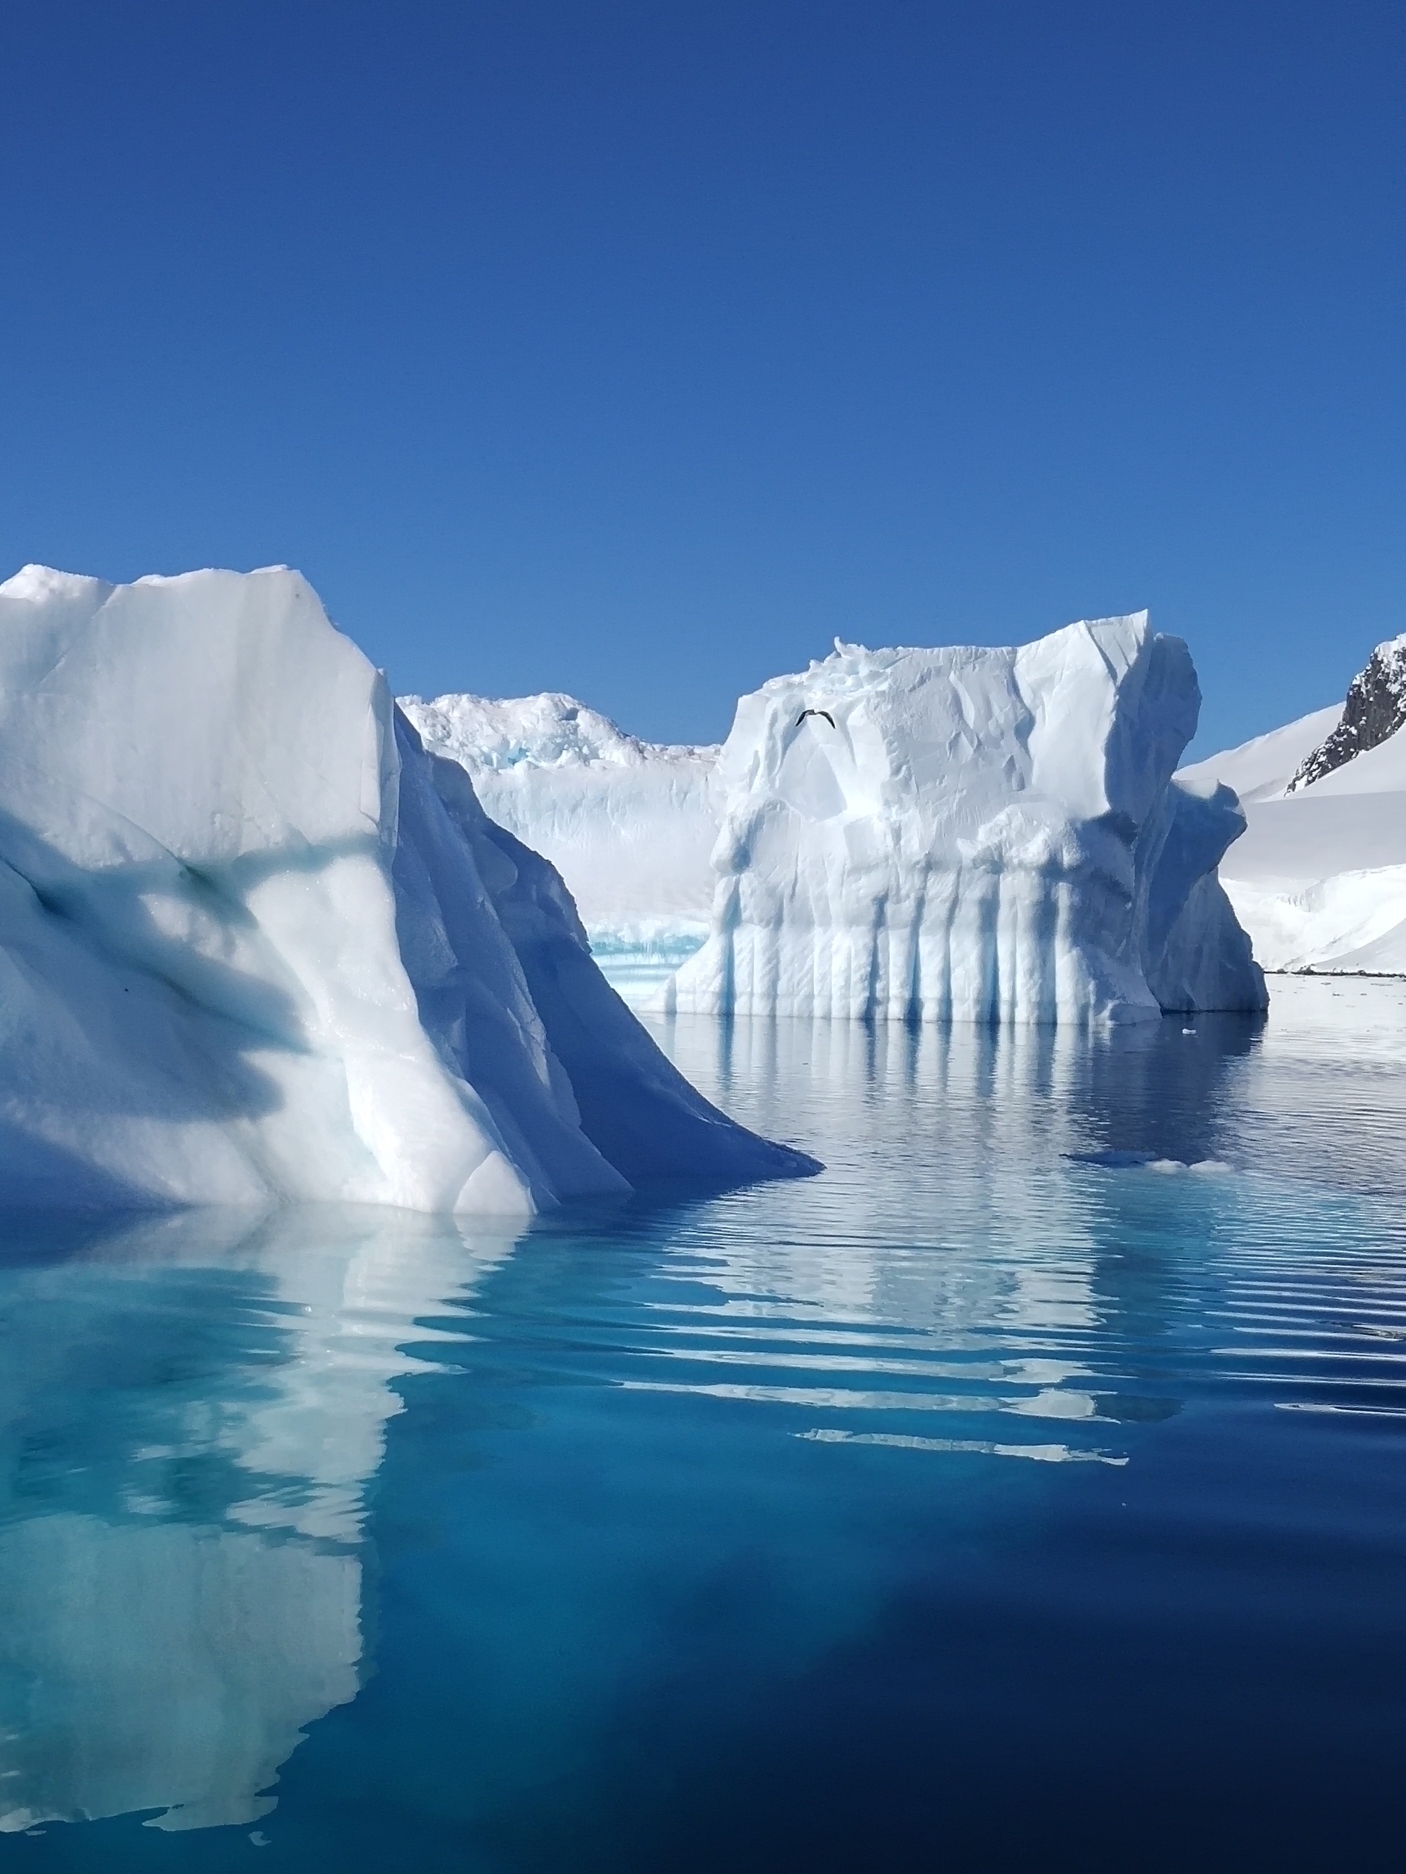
xmin=1288 ymin=634 xmax=1406 ymax=791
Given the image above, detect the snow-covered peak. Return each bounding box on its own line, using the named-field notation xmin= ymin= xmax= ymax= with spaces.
xmin=400 ymin=690 xmax=717 ymax=775
xmin=0 ymin=562 xmax=114 ymax=607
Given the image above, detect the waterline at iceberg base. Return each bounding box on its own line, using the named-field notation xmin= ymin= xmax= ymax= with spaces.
xmin=0 ymin=565 xmax=814 ymax=1212
xmin=662 ymin=614 xmax=1267 ymax=1025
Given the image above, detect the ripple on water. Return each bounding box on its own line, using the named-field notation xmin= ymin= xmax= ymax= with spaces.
xmin=0 ymin=979 xmax=1402 ymax=1864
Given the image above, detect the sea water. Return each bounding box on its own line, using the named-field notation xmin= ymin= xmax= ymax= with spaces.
xmin=0 ymin=977 xmax=1402 ymax=1871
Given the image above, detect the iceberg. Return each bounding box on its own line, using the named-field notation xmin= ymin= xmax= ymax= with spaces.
xmin=661 ymin=616 xmax=1267 ymax=1024
xmin=0 ymin=565 xmax=814 ymax=1211
xmin=1179 ymin=639 xmax=1406 ymax=974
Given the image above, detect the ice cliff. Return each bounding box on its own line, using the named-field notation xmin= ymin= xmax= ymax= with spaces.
xmin=400 ymin=690 xmax=719 ymax=941
xmin=0 ymin=565 xmax=813 ymax=1211
xmin=661 ymin=615 xmax=1267 ymax=1024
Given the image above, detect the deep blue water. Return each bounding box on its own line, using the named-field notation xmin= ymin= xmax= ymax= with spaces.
xmin=0 ymin=978 xmax=1403 ymax=1870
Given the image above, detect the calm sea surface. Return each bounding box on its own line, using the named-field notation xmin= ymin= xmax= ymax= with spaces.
xmin=0 ymin=977 xmax=1402 ymax=1870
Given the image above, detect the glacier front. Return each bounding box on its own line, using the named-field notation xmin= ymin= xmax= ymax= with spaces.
xmin=400 ymin=689 xmax=720 ymax=944
xmin=0 ymin=565 xmax=814 ymax=1211
xmin=662 ymin=615 xmax=1267 ymax=1025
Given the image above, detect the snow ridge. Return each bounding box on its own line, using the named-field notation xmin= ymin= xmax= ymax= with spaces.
xmin=1177 ymin=673 xmax=1406 ymax=975
xmin=400 ymin=690 xmax=717 ymax=775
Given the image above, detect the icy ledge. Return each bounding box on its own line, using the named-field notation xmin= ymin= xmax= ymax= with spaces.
xmin=660 ymin=615 xmax=1267 ymax=1025
xmin=0 ymin=565 xmax=815 ymax=1211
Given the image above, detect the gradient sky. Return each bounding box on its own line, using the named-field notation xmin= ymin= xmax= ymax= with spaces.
xmin=2 ymin=1 xmax=1403 ymax=754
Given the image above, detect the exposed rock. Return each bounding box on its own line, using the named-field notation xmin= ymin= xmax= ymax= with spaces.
xmin=1288 ymin=634 xmax=1406 ymax=791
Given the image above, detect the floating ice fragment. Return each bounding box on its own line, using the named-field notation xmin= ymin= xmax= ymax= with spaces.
xmin=1065 ymin=1151 xmax=1232 ymax=1175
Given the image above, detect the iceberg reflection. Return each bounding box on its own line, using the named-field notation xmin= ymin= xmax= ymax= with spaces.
xmin=617 ymin=1011 xmax=1275 ymax=1450
xmin=0 ymin=1205 xmax=518 ymax=1834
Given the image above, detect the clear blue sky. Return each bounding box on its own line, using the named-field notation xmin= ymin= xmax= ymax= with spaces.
xmin=2 ymin=1 xmax=1403 ymax=754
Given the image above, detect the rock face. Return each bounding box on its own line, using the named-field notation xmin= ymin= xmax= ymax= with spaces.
xmin=400 ymin=691 xmax=719 ymax=942
xmin=661 ymin=616 xmax=1267 ymax=1025
xmin=0 ymin=565 xmax=814 ymax=1211
xmin=1288 ymin=634 xmax=1406 ymax=791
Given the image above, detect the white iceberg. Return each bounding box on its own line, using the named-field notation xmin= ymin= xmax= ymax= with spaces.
xmin=0 ymin=565 xmax=813 ymax=1211
xmin=660 ymin=616 xmax=1266 ymax=1024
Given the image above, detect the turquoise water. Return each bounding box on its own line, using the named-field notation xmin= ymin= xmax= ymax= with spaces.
xmin=0 ymin=978 xmax=1403 ymax=1869
xmin=588 ymin=930 xmax=706 ymax=1003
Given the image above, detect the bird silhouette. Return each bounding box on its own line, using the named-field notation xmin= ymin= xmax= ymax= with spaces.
xmin=796 ymin=708 xmax=836 ymax=728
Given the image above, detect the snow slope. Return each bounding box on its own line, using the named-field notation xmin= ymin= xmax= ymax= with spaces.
xmin=400 ymin=691 xmax=719 ymax=941
xmin=661 ymin=617 xmax=1266 ymax=1025
xmin=1179 ymin=682 xmax=1406 ymax=973
xmin=0 ymin=566 xmax=813 ymax=1210
xmin=1177 ymin=705 xmax=1340 ymax=805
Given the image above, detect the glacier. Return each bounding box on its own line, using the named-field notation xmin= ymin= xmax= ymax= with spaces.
xmin=1180 ymin=637 xmax=1406 ymax=974
xmin=400 ymin=690 xmax=719 ymax=946
xmin=0 ymin=565 xmax=814 ymax=1212
xmin=660 ymin=615 xmax=1267 ymax=1025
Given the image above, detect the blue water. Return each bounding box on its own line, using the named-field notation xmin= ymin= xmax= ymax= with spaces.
xmin=588 ymin=930 xmax=706 ymax=1003
xmin=0 ymin=977 xmax=1403 ymax=1870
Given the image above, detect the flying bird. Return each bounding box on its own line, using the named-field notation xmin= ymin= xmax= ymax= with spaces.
xmin=796 ymin=708 xmax=836 ymax=728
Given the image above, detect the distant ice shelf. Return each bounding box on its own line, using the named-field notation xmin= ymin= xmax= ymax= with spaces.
xmin=400 ymin=690 xmax=720 ymax=949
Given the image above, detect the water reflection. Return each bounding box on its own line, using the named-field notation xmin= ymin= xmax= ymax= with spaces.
xmin=0 ymin=1207 xmax=517 ymax=1834
xmin=0 ymin=984 xmax=1402 ymax=1866
xmin=627 ymin=993 xmax=1405 ymax=1460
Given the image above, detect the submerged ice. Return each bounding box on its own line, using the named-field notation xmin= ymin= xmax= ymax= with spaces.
xmin=662 ymin=615 xmax=1266 ymax=1024
xmin=0 ymin=565 xmax=811 ymax=1211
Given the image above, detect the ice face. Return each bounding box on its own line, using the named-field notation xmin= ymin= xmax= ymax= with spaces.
xmin=0 ymin=566 xmax=814 ymax=1210
xmin=660 ymin=618 xmax=1267 ymax=1025
xmin=401 ymin=690 xmax=720 ymax=943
